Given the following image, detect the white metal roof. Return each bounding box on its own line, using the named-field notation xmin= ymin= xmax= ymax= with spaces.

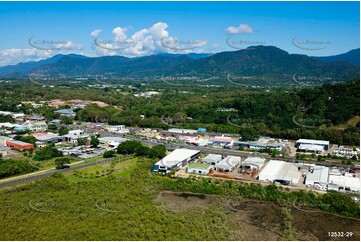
xmin=215 ymin=156 xmax=241 ymax=169
xmin=328 ymin=175 xmax=360 ymax=191
xmin=296 ymin=139 xmax=329 ymax=146
xmin=258 ymin=160 xmax=284 ymax=181
xmin=299 ymin=143 xmax=325 ymax=151
xmin=155 ymin=148 xmax=200 ymax=167
xmin=99 ymin=137 xmax=127 ymax=143
xmin=202 ymin=154 xmax=222 ymax=163
xmin=306 ymin=166 xmax=329 ymax=185
xmin=243 ymin=157 xmax=266 ymax=166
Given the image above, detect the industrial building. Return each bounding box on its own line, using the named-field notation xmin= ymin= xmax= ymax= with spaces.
xmin=258 ymin=160 xmax=301 ymax=185
xmin=328 ymin=174 xmax=360 ymax=193
xmin=187 ymin=163 xmax=213 ymax=175
xmin=215 ymin=156 xmax=241 ymax=172
xmin=235 ymin=137 xmax=284 ymax=151
xmin=105 ymin=125 xmax=129 ymax=133
xmin=6 ymin=140 xmax=34 ymax=150
xmin=202 ymin=154 xmax=222 ymax=165
xmin=305 ymin=166 xmax=329 ymax=187
xmin=210 ymin=136 xmax=234 ymax=147
xmin=295 ymin=139 xmax=330 ymax=152
xmin=240 ymin=157 xmax=266 ymax=170
xmin=99 ymin=137 xmax=127 ymax=147
xmin=153 ymin=148 xmax=200 ymax=173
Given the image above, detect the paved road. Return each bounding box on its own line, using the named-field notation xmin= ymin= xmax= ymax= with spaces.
xmin=0 ymin=157 xmax=116 ymax=189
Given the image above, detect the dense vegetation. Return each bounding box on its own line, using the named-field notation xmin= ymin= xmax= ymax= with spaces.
xmin=0 ymin=158 xmax=38 ymax=178
xmin=0 ymin=156 xmax=358 ymax=240
xmin=0 ymin=78 xmax=359 ymax=145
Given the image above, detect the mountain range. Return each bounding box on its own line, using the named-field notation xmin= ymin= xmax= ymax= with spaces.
xmin=0 ymin=46 xmax=359 ymax=83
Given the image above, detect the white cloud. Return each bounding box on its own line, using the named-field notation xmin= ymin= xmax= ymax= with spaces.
xmin=226 ymin=24 xmax=253 ymax=34
xmin=0 ymin=49 xmax=54 ymax=66
xmin=91 ymin=22 xmax=207 ymax=56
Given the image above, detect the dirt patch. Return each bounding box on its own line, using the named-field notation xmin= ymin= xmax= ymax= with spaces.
xmin=155 ymin=191 xmax=360 ymax=241
xmin=155 ymin=191 xmax=220 ymax=213
xmin=290 ymin=208 xmax=360 ymax=241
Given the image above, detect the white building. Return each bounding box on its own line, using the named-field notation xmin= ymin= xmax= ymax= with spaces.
xmin=187 ymin=163 xmax=213 ymax=175
xmin=296 ymin=139 xmax=330 ymax=152
xmin=305 ymin=166 xmax=329 ymax=187
xmin=202 ymin=154 xmax=222 ymax=165
xmin=105 ymin=125 xmax=129 ymax=134
xmin=99 ymin=137 xmax=127 ymax=147
xmin=215 ymin=156 xmax=241 ymax=172
xmin=153 ymin=148 xmax=200 ymax=173
xmin=167 ymin=128 xmax=198 ymax=134
xmin=241 ymin=157 xmax=266 ymax=170
xmin=24 ymin=121 xmax=48 ymax=132
xmin=258 ymin=160 xmax=301 ymax=185
xmin=328 ymin=174 xmax=360 ymax=193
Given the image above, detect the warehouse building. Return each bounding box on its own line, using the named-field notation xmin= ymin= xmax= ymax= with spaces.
xmin=202 ymin=154 xmax=222 ymax=165
xmin=305 ymin=166 xmax=329 ymax=188
xmin=328 ymin=174 xmax=360 ymax=193
xmin=210 ymin=136 xmax=233 ymax=147
xmin=258 ymin=160 xmax=301 ymax=185
xmin=215 ymin=156 xmax=241 ymax=172
xmin=187 ymin=163 xmax=213 ymax=175
xmin=153 ymin=148 xmax=200 ymax=173
xmin=295 ymin=139 xmax=330 ymax=152
xmin=6 ymin=140 xmax=34 ymax=150
xmin=240 ymin=157 xmax=266 ymax=170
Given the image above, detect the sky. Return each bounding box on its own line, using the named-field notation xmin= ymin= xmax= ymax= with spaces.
xmin=0 ymin=1 xmax=359 ymax=66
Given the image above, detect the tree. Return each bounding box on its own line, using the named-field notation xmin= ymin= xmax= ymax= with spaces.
xmin=90 ymin=135 xmax=99 ymax=148
xmin=55 ymin=157 xmax=70 ymax=169
xmin=103 ymin=150 xmax=116 ymax=158
xmin=47 ymin=123 xmax=58 ymax=131
xmin=77 ymin=137 xmax=87 ymax=146
xmin=58 ymin=126 xmax=69 ymax=136
xmin=148 ymin=145 xmax=166 ymax=159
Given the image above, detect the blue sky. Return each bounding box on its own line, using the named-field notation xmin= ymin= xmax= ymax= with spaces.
xmin=0 ymin=1 xmax=359 ymax=66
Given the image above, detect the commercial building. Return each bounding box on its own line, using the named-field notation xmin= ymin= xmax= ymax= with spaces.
xmin=33 ymin=133 xmax=62 ymax=145
xmin=202 ymin=154 xmax=222 ymax=165
xmin=210 ymin=136 xmax=234 ymax=147
xmin=153 ymin=148 xmax=200 ymax=173
xmin=240 ymin=157 xmax=266 ymax=170
xmin=295 ymin=139 xmax=330 ymax=152
xmin=99 ymin=137 xmax=127 ymax=147
xmin=215 ymin=156 xmax=241 ymax=172
xmin=187 ymin=163 xmax=213 ymax=175
xmin=105 ymin=125 xmax=129 ymax=134
xmin=235 ymin=137 xmax=284 ymax=151
xmin=6 ymin=140 xmax=34 ymax=150
xmin=167 ymin=128 xmax=198 ymax=134
xmin=305 ymin=166 xmax=329 ymax=187
xmin=258 ymin=160 xmax=301 ymax=185
xmin=328 ymin=174 xmax=360 ymax=193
